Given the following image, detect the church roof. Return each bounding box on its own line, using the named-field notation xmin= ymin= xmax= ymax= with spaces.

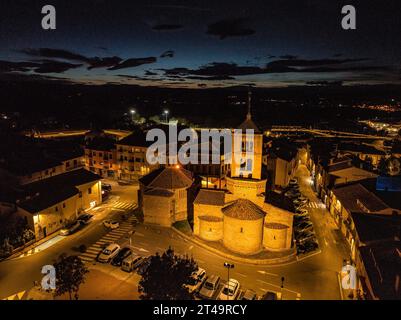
xmin=222 ymin=199 xmax=265 ymax=220
xmin=139 ymin=166 xmax=193 ymax=190
xmin=237 ymin=118 xmax=261 ymax=134
xmin=194 ymin=189 xmax=225 ymax=206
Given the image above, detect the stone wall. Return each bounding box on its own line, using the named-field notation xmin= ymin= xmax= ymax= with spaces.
xmin=223 ymin=215 xmax=264 ymax=255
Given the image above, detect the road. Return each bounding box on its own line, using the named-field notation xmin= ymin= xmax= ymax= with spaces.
xmin=0 ymin=167 xmax=350 ymax=300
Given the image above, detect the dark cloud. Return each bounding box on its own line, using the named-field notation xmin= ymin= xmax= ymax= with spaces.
xmin=32 ymin=60 xmax=83 ymax=73
xmin=306 ymin=80 xmax=344 ymax=86
xmin=23 ymin=47 xmax=158 ymax=71
xmin=87 ymin=57 xmax=123 ymax=70
xmin=0 ymin=59 xmax=82 ymax=74
xmin=145 ymin=70 xmax=158 ymax=76
xmin=266 ymin=58 xmax=369 ymax=69
xmin=161 ymin=58 xmax=389 ymax=79
xmin=152 ymin=24 xmax=183 ymax=31
xmin=160 ymin=50 xmax=174 ymax=58
xmin=279 ymin=55 xmax=298 ymax=60
xmin=185 ymin=75 xmax=235 ymax=80
xmin=0 ymin=60 xmax=39 ymax=72
xmin=108 ymin=57 xmax=157 ymax=70
xmin=206 ymin=18 xmax=255 ymax=39
xmin=21 ymin=48 xmax=89 ymax=63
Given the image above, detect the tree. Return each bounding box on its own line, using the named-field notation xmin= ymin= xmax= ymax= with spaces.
xmin=53 ymin=254 xmax=89 ymax=300
xmin=138 ymin=247 xmax=198 ymax=300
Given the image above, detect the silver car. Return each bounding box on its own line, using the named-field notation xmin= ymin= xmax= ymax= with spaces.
xmin=198 ymin=275 xmax=220 ymax=299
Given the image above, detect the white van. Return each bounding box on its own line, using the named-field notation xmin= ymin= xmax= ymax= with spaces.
xmin=121 ymin=254 xmax=143 ymax=272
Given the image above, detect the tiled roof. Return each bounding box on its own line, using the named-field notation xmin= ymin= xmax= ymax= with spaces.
xmin=116 ymin=131 xmax=152 ymax=147
xmin=18 ymin=186 xmax=78 ymax=214
xmin=333 ymin=183 xmax=389 ymax=213
xmin=194 ymin=189 xmax=225 ymax=206
xmin=140 ymin=166 xmax=193 ymax=190
xmin=237 ymin=118 xmax=261 ymax=134
xmin=222 ymin=199 xmax=265 ymax=220
xmin=18 ymin=169 xmax=101 ymax=213
xmin=351 ymin=212 xmax=401 ymax=243
xmin=359 ymin=242 xmax=401 ymax=300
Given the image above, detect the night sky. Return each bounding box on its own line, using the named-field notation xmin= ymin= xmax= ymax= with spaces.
xmin=1 ymin=0 xmax=401 ymax=88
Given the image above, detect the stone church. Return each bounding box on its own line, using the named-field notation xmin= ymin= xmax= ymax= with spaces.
xmin=193 ymin=91 xmax=294 ymax=255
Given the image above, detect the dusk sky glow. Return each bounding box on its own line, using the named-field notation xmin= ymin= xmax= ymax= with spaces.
xmin=1 ymin=0 xmax=401 ymax=88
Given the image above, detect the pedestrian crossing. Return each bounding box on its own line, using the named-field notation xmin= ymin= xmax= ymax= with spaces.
xmin=2 ymin=290 xmax=28 ymax=300
xmin=78 ymin=215 xmax=137 ymax=263
xmin=112 ymin=201 xmax=137 ymax=212
xmin=306 ymin=201 xmax=320 ymax=209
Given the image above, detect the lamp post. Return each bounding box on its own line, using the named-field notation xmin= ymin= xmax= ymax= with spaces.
xmin=130 ymin=109 xmax=136 ymax=122
xmin=164 ymin=109 xmax=169 ymax=124
xmin=223 ymin=262 xmax=234 ymax=300
xmin=280 ymin=276 xmax=285 ymax=300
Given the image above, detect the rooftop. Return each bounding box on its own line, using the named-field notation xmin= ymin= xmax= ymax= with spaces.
xmin=333 ymin=183 xmax=389 ymax=213
xmin=194 ymin=189 xmax=225 ymax=206
xmin=359 ymin=242 xmax=401 ymax=300
xmin=116 ymin=131 xmax=152 ymax=148
xmin=139 ymin=166 xmax=193 ymax=190
xmin=351 ymin=212 xmax=401 ymax=244
xmin=222 ymin=199 xmax=265 ymax=220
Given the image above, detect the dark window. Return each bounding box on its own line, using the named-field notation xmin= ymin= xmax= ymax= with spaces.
xmin=79 ymin=191 xmax=82 ymax=198
xmin=63 ymin=203 xmax=66 ymax=208
xmin=88 ymin=188 xmax=92 ymax=195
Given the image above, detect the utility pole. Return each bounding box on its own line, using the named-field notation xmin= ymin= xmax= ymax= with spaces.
xmin=223 ymin=262 xmax=234 ymax=300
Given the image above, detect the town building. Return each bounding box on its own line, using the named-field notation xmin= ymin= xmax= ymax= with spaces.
xmin=16 ymin=168 xmax=102 ymax=240
xmin=115 ymin=131 xmax=159 ymax=181
xmin=139 ymin=166 xmax=194 ymax=227
xmin=264 ymin=139 xmax=298 ymax=189
xmin=85 ymin=136 xmax=118 ymax=179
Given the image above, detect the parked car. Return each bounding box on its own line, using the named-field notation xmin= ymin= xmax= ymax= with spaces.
xmin=77 ymin=213 xmax=93 ymax=225
xmin=294 ymin=215 xmax=310 ymax=224
xmin=185 ymin=268 xmax=207 ymax=293
xmin=241 ymin=289 xmax=257 ymax=300
xmin=60 ymin=220 xmax=84 ymax=236
xmin=217 ymin=279 xmax=240 ymax=300
xmin=103 ymin=220 xmax=119 ymax=229
xmin=293 ymin=198 xmax=308 ymax=206
xmin=285 ymin=191 xmax=301 ymax=199
xmin=111 ymin=247 xmax=132 ymax=266
xmin=295 ymin=229 xmax=315 ymax=239
xmin=261 ymin=291 xmax=280 ymax=300
xmin=297 ymin=233 xmax=316 ymax=244
xmin=102 ymin=183 xmax=112 ymax=192
xmin=97 ymin=243 xmax=120 ymax=263
xmin=295 ymin=209 xmax=308 ymax=216
xmin=121 ymin=255 xmax=143 ymax=272
xmin=102 ymin=189 xmax=110 ymax=200
xmin=297 ymin=221 xmax=313 ymax=232
xmin=198 ymin=275 xmax=221 ymax=299
xmin=297 ymin=240 xmax=319 ymax=254
xmin=137 ymin=256 xmax=151 ymax=275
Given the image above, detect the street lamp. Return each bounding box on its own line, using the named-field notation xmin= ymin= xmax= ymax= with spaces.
xmin=223 ymin=262 xmax=234 ymax=300
xmin=163 ymin=109 xmax=169 ymax=124
xmin=130 ymin=109 xmax=136 ymax=122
